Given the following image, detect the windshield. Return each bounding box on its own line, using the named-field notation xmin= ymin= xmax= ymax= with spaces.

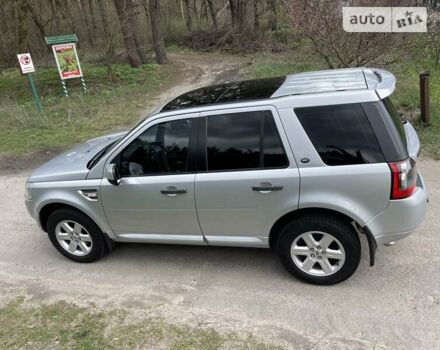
xmin=87 ymin=139 xmax=120 ymax=169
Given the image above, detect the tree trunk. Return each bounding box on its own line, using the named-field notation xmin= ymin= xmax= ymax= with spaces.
xmin=50 ymin=0 xmax=61 ymax=33
xmin=79 ymin=0 xmax=94 ymax=46
xmin=206 ymin=0 xmax=218 ymax=30
xmin=253 ymin=0 xmax=260 ymax=30
xmin=97 ymin=0 xmax=109 ymax=38
xmin=17 ymin=0 xmax=29 ymax=52
xmin=228 ymin=0 xmax=238 ymax=28
xmin=179 ymin=0 xmax=185 ymax=21
xmin=87 ymin=0 xmax=98 ymax=34
xmin=132 ymin=10 xmax=148 ymax=64
xmin=63 ymin=0 xmax=78 ymax=36
xmin=114 ymin=0 xmax=142 ymax=68
xmin=27 ymin=3 xmax=48 ymax=45
xmin=237 ymin=0 xmax=247 ymax=32
xmin=148 ymin=0 xmax=167 ymax=64
xmin=182 ymin=0 xmax=193 ymax=32
xmin=268 ymin=0 xmax=277 ymax=32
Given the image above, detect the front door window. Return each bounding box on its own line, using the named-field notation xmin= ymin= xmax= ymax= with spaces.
xmin=118 ymin=118 xmax=192 ymax=176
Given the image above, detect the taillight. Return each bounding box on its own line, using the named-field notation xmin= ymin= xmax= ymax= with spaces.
xmin=388 ymin=159 xmax=417 ymax=200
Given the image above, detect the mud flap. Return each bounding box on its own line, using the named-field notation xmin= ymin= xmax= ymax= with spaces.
xmin=102 ymin=232 xmax=116 ymax=253
xmin=363 ymin=226 xmax=377 ymax=266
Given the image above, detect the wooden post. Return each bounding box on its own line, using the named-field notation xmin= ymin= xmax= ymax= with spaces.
xmin=419 ymin=71 xmax=430 ymax=125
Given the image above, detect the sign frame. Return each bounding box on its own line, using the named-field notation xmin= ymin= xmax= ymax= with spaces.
xmin=51 ymin=43 xmax=83 ymax=80
xmin=17 ymin=53 xmax=35 ymax=74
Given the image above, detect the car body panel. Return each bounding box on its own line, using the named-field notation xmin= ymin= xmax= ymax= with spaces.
xmin=195 ymin=168 xmax=299 ymax=247
xmin=404 ymin=121 xmax=421 ymax=160
xmin=25 ymin=179 xmax=115 ymax=238
xmin=364 ymin=172 xmax=427 ymax=245
xmin=194 ymin=106 xmax=300 ymax=247
xmin=100 ymin=174 xmax=202 ymax=238
xmin=297 ymin=163 xmax=391 ymax=226
xmin=28 ymin=131 xmax=126 ymax=183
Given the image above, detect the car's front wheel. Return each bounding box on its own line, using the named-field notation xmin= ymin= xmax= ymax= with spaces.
xmin=47 ymin=208 xmax=107 ymax=263
xmin=277 ymin=214 xmax=361 ymax=285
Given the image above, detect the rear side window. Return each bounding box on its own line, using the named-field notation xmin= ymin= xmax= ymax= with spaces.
xmin=382 ymin=98 xmax=407 ymax=148
xmin=295 ymin=104 xmax=384 ymax=166
xmin=206 ymin=111 xmax=288 ymax=171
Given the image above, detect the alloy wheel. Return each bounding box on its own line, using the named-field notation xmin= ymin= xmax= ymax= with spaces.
xmin=290 ymin=231 xmax=346 ymax=276
xmin=55 ymin=220 xmax=93 ymax=256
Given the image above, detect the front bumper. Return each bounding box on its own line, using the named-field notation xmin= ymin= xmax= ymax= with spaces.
xmin=25 ymin=198 xmax=35 ymax=219
xmin=364 ymin=171 xmax=427 ymax=245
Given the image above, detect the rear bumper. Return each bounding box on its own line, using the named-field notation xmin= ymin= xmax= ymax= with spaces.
xmin=364 ymin=171 xmax=427 ymax=245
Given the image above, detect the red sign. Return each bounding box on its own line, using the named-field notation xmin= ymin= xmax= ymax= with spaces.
xmin=52 ymin=43 xmax=83 ymax=80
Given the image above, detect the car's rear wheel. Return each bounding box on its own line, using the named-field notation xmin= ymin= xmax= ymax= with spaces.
xmin=277 ymin=215 xmax=361 ymax=285
xmin=47 ymin=208 xmax=107 ymax=263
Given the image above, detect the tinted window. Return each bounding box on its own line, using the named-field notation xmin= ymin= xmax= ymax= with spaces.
xmin=264 ymin=115 xmax=288 ymax=168
xmin=382 ymin=98 xmax=407 ymax=148
xmin=119 ymin=119 xmax=192 ymax=176
xmin=295 ymin=104 xmax=384 ymax=166
xmin=161 ymin=77 xmax=285 ymax=112
xmin=206 ymin=111 xmax=288 ymax=171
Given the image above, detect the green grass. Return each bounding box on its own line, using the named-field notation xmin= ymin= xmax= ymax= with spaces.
xmin=388 ymin=60 xmax=440 ymax=159
xmin=245 ymin=44 xmax=440 ymax=159
xmin=0 ymin=62 xmax=177 ymax=155
xmin=0 ymin=297 xmax=282 ymax=350
xmin=245 ymin=44 xmax=323 ymax=79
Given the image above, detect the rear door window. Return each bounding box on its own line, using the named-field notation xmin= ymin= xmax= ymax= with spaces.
xmin=295 ymin=104 xmax=384 ymax=166
xmin=205 ymin=111 xmax=289 ymax=171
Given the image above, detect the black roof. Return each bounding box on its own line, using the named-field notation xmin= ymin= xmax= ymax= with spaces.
xmin=160 ymin=76 xmax=286 ymax=112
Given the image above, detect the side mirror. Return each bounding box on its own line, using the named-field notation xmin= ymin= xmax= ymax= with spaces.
xmin=105 ymin=163 xmax=120 ymax=186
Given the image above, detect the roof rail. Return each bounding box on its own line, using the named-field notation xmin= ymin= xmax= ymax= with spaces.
xmin=271 ymin=67 xmax=395 ymax=99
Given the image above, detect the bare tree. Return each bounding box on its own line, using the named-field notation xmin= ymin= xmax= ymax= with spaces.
xmin=17 ymin=0 xmax=29 ymax=52
xmin=78 ymin=0 xmax=94 ymax=46
xmin=253 ymin=0 xmax=260 ymax=30
xmin=283 ymin=0 xmax=413 ymax=68
xmin=148 ymin=0 xmax=167 ymax=64
xmin=237 ymin=0 xmax=247 ymax=31
xmin=268 ymin=0 xmax=277 ymax=32
xmin=228 ymin=0 xmax=238 ymax=28
xmin=97 ymin=0 xmax=110 ymax=38
xmin=427 ymin=9 xmax=440 ymax=67
xmin=114 ymin=0 xmax=142 ymax=68
xmin=182 ymin=0 xmax=193 ymax=32
xmin=206 ymin=0 xmax=218 ymax=30
xmin=27 ymin=2 xmax=49 ymax=45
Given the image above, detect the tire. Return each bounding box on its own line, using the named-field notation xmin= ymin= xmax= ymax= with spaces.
xmin=47 ymin=208 xmax=107 ymax=263
xmin=277 ymin=214 xmax=361 ymax=285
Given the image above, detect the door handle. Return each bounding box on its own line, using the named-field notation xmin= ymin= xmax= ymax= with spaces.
xmin=252 ymin=183 xmax=283 ymax=193
xmin=160 ymin=186 xmax=187 ymax=195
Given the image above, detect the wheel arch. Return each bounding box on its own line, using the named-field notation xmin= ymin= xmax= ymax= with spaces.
xmin=269 ymin=207 xmax=376 ymax=266
xmin=39 ymin=202 xmax=116 ymax=251
xmin=39 ymin=203 xmax=91 ymax=232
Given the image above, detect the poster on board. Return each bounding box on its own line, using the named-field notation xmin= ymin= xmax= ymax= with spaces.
xmin=51 ymin=43 xmax=83 ymax=80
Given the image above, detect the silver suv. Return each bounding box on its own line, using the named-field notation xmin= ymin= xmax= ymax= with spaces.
xmin=25 ymin=68 xmax=427 ymax=284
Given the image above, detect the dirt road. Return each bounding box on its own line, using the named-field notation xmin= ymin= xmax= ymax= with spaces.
xmin=1 ymin=160 xmax=438 ymax=349
xmin=1 ymin=54 xmax=439 ymax=349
